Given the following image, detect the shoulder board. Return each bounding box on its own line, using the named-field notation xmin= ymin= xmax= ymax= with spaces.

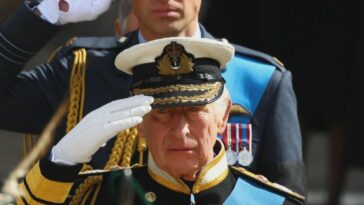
xmin=231 ymin=43 xmax=285 ymax=72
xmin=231 ymin=166 xmax=305 ymax=204
xmin=51 ymin=32 xmax=137 ymax=60
xmin=66 ymin=36 xmax=128 ymax=50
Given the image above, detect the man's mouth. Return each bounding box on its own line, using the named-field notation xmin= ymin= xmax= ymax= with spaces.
xmin=152 ymin=7 xmax=180 ymax=18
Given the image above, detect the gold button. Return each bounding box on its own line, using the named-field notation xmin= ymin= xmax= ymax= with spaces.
xmin=145 ymin=192 xmax=157 ymax=203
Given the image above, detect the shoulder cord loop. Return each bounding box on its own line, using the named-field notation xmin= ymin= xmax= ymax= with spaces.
xmin=21 ymin=41 xmax=76 ymax=158
xmin=66 ymin=49 xmax=145 ymax=205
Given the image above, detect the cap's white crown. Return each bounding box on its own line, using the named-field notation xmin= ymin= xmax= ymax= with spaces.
xmin=115 ymin=37 xmax=235 ymax=75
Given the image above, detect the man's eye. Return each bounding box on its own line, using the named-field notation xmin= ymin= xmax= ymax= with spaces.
xmin=152 ymin=108 xmax=172 ymax=122
xmin=189 ymin=106 xmax=204 ymax=112
xmin=157 ymin=108 xmax=169 ymax=113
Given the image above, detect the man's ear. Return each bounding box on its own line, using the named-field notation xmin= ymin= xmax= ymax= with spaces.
xmin=217 ymin=98 xmax=232 ymax=134
xmin=136 ymin=122 xmax=145 ymax=137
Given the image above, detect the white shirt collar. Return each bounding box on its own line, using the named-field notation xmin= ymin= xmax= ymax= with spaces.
xmin=147 ymin=139 xmax=229 ymax=194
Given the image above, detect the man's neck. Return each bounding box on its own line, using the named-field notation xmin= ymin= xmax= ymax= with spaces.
xmin=138 ymin=24 xmax=201 ymax=43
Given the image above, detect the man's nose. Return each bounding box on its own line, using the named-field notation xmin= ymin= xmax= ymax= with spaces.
xmin=170 ymin=112 xmax=189 ymax=138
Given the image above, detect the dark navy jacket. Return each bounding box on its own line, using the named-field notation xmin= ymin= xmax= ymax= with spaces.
xmin=18 ymin=141 xmax=304 ymax=205
xmin=0 ymin=4 xmax=306 ymax=196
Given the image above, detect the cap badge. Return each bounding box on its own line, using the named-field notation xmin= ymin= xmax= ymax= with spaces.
xmin=156 ymin=41 xmax=194 ymax=75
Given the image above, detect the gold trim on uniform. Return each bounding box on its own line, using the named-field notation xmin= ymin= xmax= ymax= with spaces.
xmin=19 ymin=182 xmax=43 ymax=205
xmin=133 ymin=82 xmax=220 ymax=95
xmin=147 ymin=140 xmax=229 ymax=195
xmin=230 ymin=104 xmax=249 ymax=116
xmin=134 ymin=82 xmax=222 ymax=105
xmin=25 ymin=162 xmax=73 ymax=203
xmin=16 ymin=196 xmax=27 ymax=205
xmin=272 ymin=56 xmax=284 ymax=67
xmin=137 ymin=137 xmax=147 ymax=165
xmin=65 ymin=49 xmax=144 ymax=205
xmin=192 ymin=140 xmax=229 ymax=193
xmin=120 ymin=127 xmax=138 ymax=167
xmin=231 ymin=166 xmax=305 ymax=201
xmin=147 ymin=166 xmax=190 ymax=194
xmin=144 ymin=192 xmax=157 ymax=203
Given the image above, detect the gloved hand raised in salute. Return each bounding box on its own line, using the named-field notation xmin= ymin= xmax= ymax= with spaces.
xmin=51 ymin=95 xmax=153 ymax=165
xmin=37 ymin=0 xmax=113 ymax=25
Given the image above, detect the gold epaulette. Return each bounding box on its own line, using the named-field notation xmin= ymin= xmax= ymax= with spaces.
xmin=231 ymin=166 xmax=305 ymax=204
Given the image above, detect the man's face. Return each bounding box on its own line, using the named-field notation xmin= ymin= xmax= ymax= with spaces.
xmin=138 ymin=102 xmax=229 ymax=180
xmin=132 ymin=0 xmax=202 ymax=40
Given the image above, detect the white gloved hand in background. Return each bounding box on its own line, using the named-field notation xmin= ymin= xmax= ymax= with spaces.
xmin=51 ymin=95 xmax=153 ymax=165
xmin=37 ymin=0 xmax=113 ymax=25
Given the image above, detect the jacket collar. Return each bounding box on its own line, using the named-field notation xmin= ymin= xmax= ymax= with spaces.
xmin=147 ymin=140 xmax=229 ymax=194
xmin=129 ymin=23 xmax=215 ymax=44
xmin=199 ymin=24 xmax=215 ymax=39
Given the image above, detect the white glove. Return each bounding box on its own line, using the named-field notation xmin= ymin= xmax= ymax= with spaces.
xmin=37 ymin=0 xmax=113 ymax=25
xmin=51 ymin=95 xmax=153 ymax=165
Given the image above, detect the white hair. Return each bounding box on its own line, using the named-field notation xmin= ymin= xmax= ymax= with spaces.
xmin=212 ymin=86 xmax=231 ymax=118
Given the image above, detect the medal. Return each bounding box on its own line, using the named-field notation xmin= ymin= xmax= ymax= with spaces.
xmin=226 ymin=148 xmax=237 ymax=165
xmin=223 ymin=104 xmax=254 ymax=166
xmin=238 ymin=123 xmax=253 ymax=166
xmin=238 ymin=148 xmax=253 ymax=166
xmin=223 ymin=123 xmax=254 ymax=166
xmin=226 ymin=123 xmax=237 ymax=165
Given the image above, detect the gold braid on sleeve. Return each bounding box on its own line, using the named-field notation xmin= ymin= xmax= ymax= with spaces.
xmin=105 ymin=130 xmax=129 ymax=169
xmin=120 ymin=127 xmax=137 ymax=167
xmin=21 ymin=38 xmax=78 ymax=160
xmin=66 ymin=49 xmax=147 ymax=205
xmin=70 ymin=129 xmax=138 ymax=205
xmin=64 ymin=48 xmax=100 ymax=205
xmin=66 ymin=49 xmax=86 ymax=133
